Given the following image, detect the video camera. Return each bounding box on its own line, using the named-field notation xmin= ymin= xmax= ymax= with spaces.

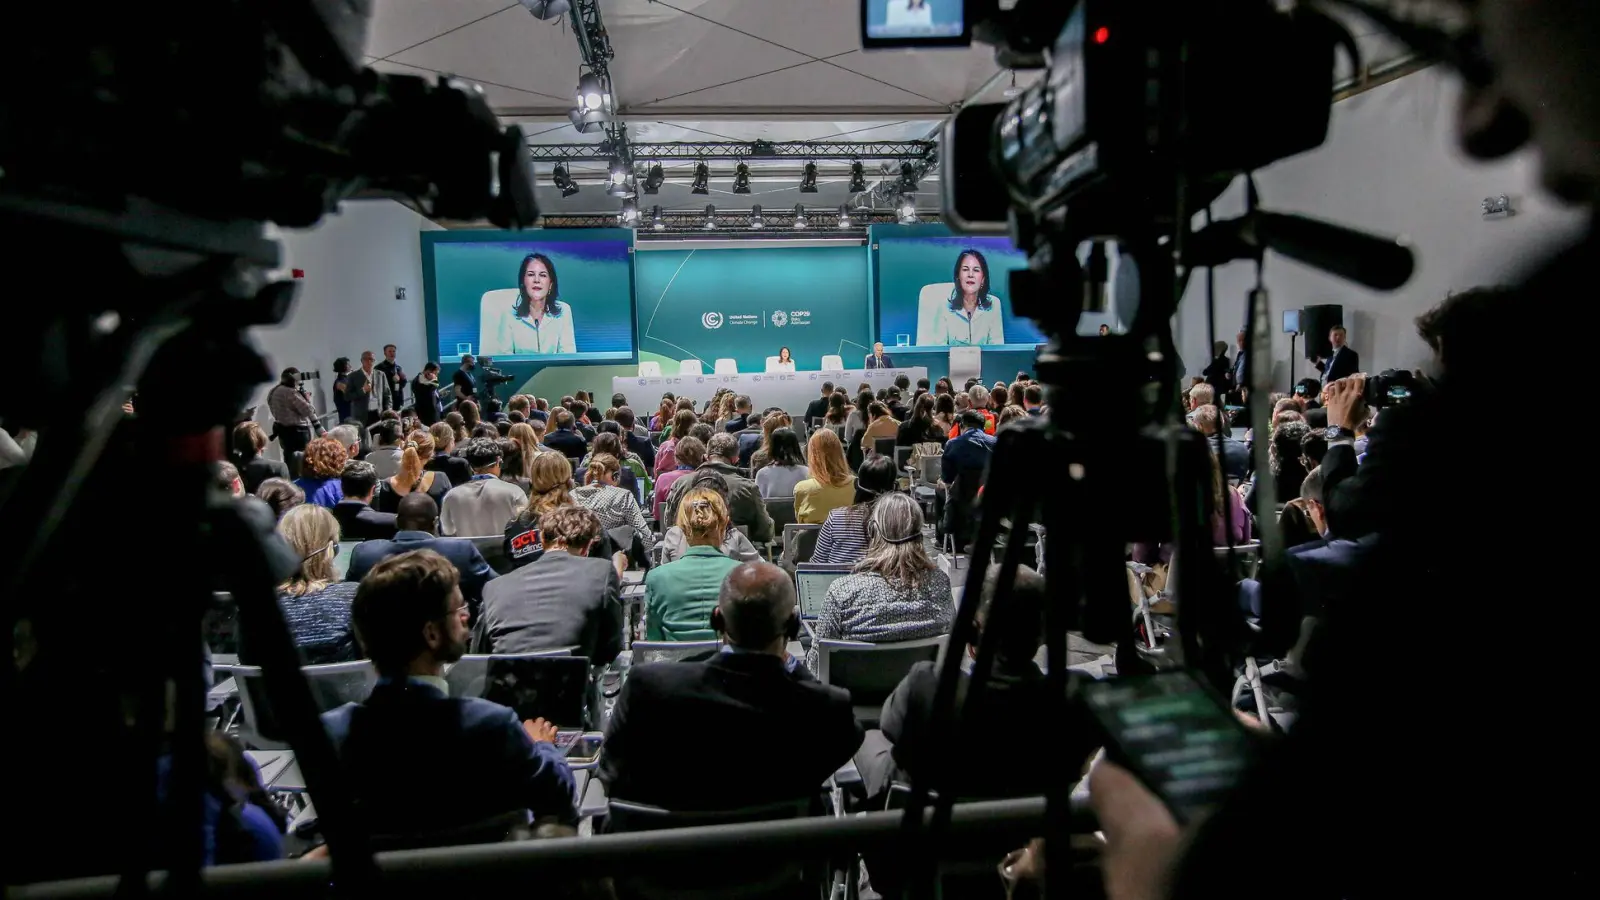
xmin=477 ymin=358 xmax=515 ymax=387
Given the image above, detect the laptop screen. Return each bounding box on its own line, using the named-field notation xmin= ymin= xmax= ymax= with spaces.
xmin=796 ymin=567 xmax=851 ymax=619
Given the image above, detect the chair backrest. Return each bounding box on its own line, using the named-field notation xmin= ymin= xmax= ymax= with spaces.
xmin=638 ymin=361 xmax=662 ymax=377
xmin=649 ymin=430 xmax=665 ymax=447
xmin=713 ymin=358 xmax=738 ymax=375
xmin=917 ymin=454 xmax=942 ymax=485
xmin=332 ymin=542 xmax=361 ymax=580
xmin=764 ymin=356 xmax=782 ymax=372
xmin=203 ymin=592 xmax=239 ymax=657
xmin=894 ymin=446 xmax=912 ymax=471
xmin=629 ymin=640 xmax=721 ymax=663
xmin=227 ymin=661 xmax=377 ymax=750
xmin=782 ymin=523 xmax=822 ymax=566
xmin=814 ymin=636 xmax=945 ymax=709
xmin=765 ymin=497 xmax=798 ymax=534
xmin=370 ymin=809 xmax=530 ymax=853
xmin=872 ymin=437 xmax=896 ymax=460
xmin=464 ymin=535 xmax=514 ymax=574
xmin=606 ymin=796 xmax=810 ymax=833
xmin=794 ymin=564 xmax=851 ymax=619
xmin=1214 ymin=540 xmax=1264 ymax=579
xmin=820 ymin=354 xmax=844 ymax=371
xmin=441 ymin=654 xmax=591 ymax=730
xmin=678 ymin=359 xmax=703 ymax=376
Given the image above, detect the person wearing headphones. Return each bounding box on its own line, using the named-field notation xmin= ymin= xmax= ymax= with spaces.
xmin=804 ymin=492 xmax=952 ymax=673
xmin=598 ymin=561 xmax=863 ymax=811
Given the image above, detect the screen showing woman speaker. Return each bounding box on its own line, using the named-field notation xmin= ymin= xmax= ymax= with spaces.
xmin=873 ymin=230 xmax=1046 ymax=349
xmin=422 ymin=229 xmax=637 ymax=363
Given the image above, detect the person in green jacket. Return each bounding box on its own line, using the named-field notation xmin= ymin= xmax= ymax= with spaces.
xmin=644 ymin=487 xmax=742 ymax=641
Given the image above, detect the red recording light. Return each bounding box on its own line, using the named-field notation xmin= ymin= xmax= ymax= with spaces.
xmin=1094 ymin=26 xmax=1110 ymax=44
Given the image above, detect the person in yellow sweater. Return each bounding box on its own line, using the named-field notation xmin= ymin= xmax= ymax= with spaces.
xmin=794 ymin=429 xmax=857 ymax=524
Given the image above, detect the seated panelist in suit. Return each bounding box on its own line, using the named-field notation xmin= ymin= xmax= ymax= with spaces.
xmin=864 ymin=341 xmax=895 ymax=370
xmin=600 ymin=561 xmax=863 ymax=811
xmin=472 ymin=505 xmax=626 ymax=666
xmin=322 ymin=548 xmax=576 ymax=836
xmin=345 ymin=493 xmax=497 ymax=615
xmin=330 ymin=460 xmax=399 ymax=541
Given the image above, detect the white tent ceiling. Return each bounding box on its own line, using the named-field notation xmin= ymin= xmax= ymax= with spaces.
xmin=363 ymin=0 xmax=1420 ymax=218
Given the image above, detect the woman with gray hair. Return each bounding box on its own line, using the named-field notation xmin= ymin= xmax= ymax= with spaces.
xmin=805 ymin=491 xmax=952 ymax=673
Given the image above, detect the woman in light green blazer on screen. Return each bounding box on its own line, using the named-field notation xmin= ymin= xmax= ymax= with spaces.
xmin=645 ymin=488 xmax=741 ymax=642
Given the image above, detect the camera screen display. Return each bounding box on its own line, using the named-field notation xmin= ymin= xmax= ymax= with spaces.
xmin=861 ymin=1 xmax=967 ymax=47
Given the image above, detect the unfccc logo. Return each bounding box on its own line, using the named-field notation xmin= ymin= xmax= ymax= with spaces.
xmin=702 ymin=311 xmax=724 ymax=329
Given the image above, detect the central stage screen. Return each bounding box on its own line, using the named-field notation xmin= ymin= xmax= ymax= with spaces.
xmin=634 ymin=244 xmax=871 ymax=373
xmin=423 ymin=229 xmax=636 ymax=363
xmin=872 ymin=224 xmax=1046 ymax=350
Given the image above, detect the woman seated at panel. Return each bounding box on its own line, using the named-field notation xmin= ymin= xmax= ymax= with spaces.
xmin=804 ymin=493 xmax=953 ymax=673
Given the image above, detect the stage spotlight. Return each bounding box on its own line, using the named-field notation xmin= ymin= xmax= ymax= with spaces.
xmin=837 ymin=204 xmax=852 ymax=227
xmin=552 ymin=162 xmax=579 ymax=198
xmin=618 ymin=198 xmax=639 ymax=226
xmin=577 ymin=73 xmax=605 ymax=112
xmin=732 ymin=162 xmax=751 ymax=194
xmin=848 ymin=161 xmax=867 ymax=193
xmin=792 ymin=204 xmax=808 ymax=229
xmin=703 ymin=204 xmax=717 ymax=229
xmin=643 ymin=163 xmax=665 ymax=194
xmin=651 ymin=205 xmax=665 ymax=231
xmin=519 ymin=0 xmax=572 ymax=20
xmin=897 ymin=194 xmax=918 ymax=224
xmin=607 ymin=158 xmax=634 ymax=197
xmin=799 ymin=162 xmax=818 ymax=193
xmin=691 ymin=162 xmax=710 ymax=195
xmin=750 ymin=205 xmax=764 ymax=229
xmin=898 ymin=162 xmax=919 ymax=191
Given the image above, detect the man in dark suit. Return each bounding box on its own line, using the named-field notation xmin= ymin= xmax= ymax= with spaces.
xmin=1192 ymin=406 xmax=1249 ymax=481
xmin=598 ymin=561 xmax=862 ymax=810
xmin=722 ymin=394 xmax=754 ymax=433
xmin=330 ymin=460 xmax=398 ymax=540
xmin=346 ymin=493 xmax=497 ymax=613
xmin=614 ymin=406 xmax=654 ymax=463
xmin=541 ymin=409 xmax=588 ymax=460
xmin=374 ymin=343 xmax=405 ymax=412
xmin=322 ymin=549 xmax=576 ymax=836
xmin=1316 ymin=325 xmax=1360 ymax=383
xmin=803 ymin=381 xmax=834 ymax=424
xmin=472 ymin=506 xmax=625 ymax=666
xmin=864 ymin=341 xmax=894 ymax=370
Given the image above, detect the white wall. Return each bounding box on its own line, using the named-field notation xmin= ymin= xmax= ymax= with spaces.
xmin=251 ymin=200 xmax=441 ymax=419
xmin=1175 ymin=67 xmax=1586 ymax=386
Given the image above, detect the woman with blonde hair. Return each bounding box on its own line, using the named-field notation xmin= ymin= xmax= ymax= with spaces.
xmin=374 ymin=429 xmax=451 ymax=513
xmin=644 ymin=488 xmax=743 ymax=641
xmin=805 ymin=492 xmax=951 ymax=673
xmin=502 ymin=451 xmax=577 ymax=570
xmin=425 ymin=421 xmax=473 ymax=486
xmin=258 ymin=504 xmax=359 ymax=664
xmin=573 ymin=453 xmax=654 ymax=555
xmin=748 ymin=411 xmax=793 ymax=474
xmin=996 ymin=404 xmax=1029 ymax=428
xmin=292 ymin=436 xmax=349 ymax=508
xmin=444 ymin=410 xmax=469 ymax=445
xmin=458 ymin=399 xmax=481 ymax=431
xmin=794 ymin=429 xmax=856 ymax=524
xmin=508 ymin=422 xmax=541 ymax=477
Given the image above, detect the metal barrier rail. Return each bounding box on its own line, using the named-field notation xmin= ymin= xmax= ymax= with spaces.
xmin=9 ymin=797 xmax=1059 ymax=899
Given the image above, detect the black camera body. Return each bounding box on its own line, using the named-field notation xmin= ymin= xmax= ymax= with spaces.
xmin=477 ymin=357 xmax=514 ymax=387
xmin=1364 ymin=368 xmax=1418 ymax=408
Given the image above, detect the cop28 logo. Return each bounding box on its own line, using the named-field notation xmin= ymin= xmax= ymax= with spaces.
xmin=702 ymin=311 xmax=724 ymax=329
xmin=771 ymin=310 xmax=788 ymax=328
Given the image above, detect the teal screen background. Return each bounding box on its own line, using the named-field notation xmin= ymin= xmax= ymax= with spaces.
xmin=870 ymin=223 xmax=1045 ymax=350
xmin=422 ymin=228 xmax=636 ymax=363
xmin=633 ymin=245 xmax=872 ymax=373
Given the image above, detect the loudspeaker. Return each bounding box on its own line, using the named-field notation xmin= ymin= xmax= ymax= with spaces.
xmin=1300 ymin=304 xmax=1344 ymax=360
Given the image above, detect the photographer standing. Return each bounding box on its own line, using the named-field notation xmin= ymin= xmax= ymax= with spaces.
xmin=267 ymin=367 xmax=316 ymax=478
xmin=1090 ymin=1 xmax=1598 ymax=894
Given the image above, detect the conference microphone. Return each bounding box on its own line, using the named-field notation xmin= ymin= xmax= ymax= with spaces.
xmin=1188 ymin=210 xmax=1415 ymax=292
